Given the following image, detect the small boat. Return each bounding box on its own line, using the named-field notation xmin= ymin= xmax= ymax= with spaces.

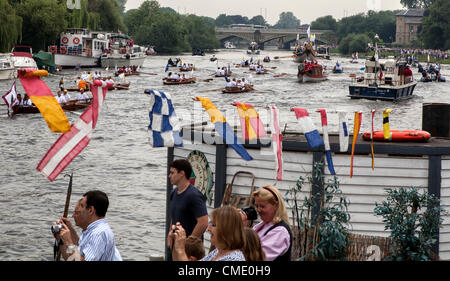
xmin=362 ymin=130 xmax=431 ymax=142
xmin=255 ymin=69 xmax=268 ymax=75
xmin=297 ymin=62 xmax=327 ymax=83
xmin=13 ymin=100 xmax=91 ymax=114
xmin=65 ymin=85 xmax=91 ymax=92
xmin=11 ymin=45 xmax=37 ymax=69
xmin=179 ymin=67 xmax=195 ymax=72
xmin=114 ymin=71 xmax=140 ymax=77
xmin=247 ymin=42 xmax=260 ymax=55
xmin=163 ymin=78 xmax=196 ymax=85
xmin=210 ymin=56 xmax=217 ymax=62
xmin=111 ymin=82 xmax=131 ymax=90
xmin=224 ymin=41 xmax=236 ymax=49
xmin=0 ymin=53 xmax=15 ymax=80
xmin=348 ymin=58 xmax=417 ymax=101
xmin=192 ymin=49 xmax=205 ymax=56
xmin=222 ymin=85 xmax=254 ymax=94
xmin=145 ymin=46 xmax=156 ymax=55
xmin=263 ymin=56 xmax=270 ymax=63
xmin=332 ymin=68 xmax=343 ymax=74
xmin=215 ymin=71 xmax=232 ymax=77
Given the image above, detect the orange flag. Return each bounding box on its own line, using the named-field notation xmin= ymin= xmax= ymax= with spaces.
xmin=19 ymin=69 xmax=71 ymax=133
xmin=350 ymin=111 xmax=362 ymax=178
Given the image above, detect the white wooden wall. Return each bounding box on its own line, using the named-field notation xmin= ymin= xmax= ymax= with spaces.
xmin=173 ymin=144 xmax=449 ymax=260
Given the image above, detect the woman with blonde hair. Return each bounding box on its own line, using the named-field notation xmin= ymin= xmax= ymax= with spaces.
xmin=172 ymin=205 xmax=246 ymax=261
xmin=252 ymin=185 xmax=292 ymax=261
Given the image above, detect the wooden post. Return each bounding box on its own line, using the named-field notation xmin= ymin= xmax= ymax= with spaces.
xmin=164 ymin=147 xmax=174 ymax=261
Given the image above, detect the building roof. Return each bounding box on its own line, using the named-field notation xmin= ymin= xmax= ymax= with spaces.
xmin=396 ymin=9 xmax=425 ymax=17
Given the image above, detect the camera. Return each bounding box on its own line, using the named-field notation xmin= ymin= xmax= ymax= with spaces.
xmin=241 ymin=206 xmax=258 ymax=221
xmin=51 ymin=223 xmax=63 ymax=234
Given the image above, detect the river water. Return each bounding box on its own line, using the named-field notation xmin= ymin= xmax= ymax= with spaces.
xmin=0 ymin=48 xmax=449 ymax=260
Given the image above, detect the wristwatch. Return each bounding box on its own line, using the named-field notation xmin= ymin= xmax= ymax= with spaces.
xmin=66 ymin=244 xmax=77 ymax=254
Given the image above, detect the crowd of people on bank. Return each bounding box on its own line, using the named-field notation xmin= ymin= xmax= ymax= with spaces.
xmin=51 ymin=159 xmax=292 ymax=261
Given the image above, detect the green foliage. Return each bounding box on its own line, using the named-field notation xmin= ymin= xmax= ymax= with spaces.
xmin=374 ymin=187 xmax=445 ymax=261
xmin=273 ymin=12 xmax=300 ymax=29
xmin=401 ymin=0 xmax=435 ymax=8
xmin=310 ymin=15 xmax=337 ymax=31
xmin=285 ymin=162 xmax=350 ymax=261
xmin=338 ymin=33 xmax=371 ymax=55
xmin=420 ymin=0 xmax=450 ymax=50
xmin=0 ymin=0 xmax=22 ymax=52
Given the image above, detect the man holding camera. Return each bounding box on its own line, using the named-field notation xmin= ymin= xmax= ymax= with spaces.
xmin=52 ymin=190 xmax=122 ymax=261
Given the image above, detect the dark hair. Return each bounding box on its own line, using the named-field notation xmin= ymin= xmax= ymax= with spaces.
xmin=170 ymin=159 xmax=192 ymax=180
xmin=185 ymin=236 xmax=205 ymax=260
xmin=83 ymin=190 xmax=109 ymax=217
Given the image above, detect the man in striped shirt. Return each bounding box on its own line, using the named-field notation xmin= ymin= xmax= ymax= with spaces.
xmin=54 ymin=190 xmax=122 ymax=261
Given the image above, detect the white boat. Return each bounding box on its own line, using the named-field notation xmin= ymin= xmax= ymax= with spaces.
xmin=10 ymin=45 xmax=37 ymax=69
xmin=297 ymin=62 xmax=328 ymax=83
xmin=54 ymin=28 xmax=109 ymax=68
xmin=348 ymin=57 xmax=417 ymax=100
xmin=316 ymin=45 xmax=331 ymax=60
xmin=224 ymin=41 xmax=236 ymax=49
xmin=100 ymin=34 xmax=146 ymax=68
xmin=0 ymin=53 xmax=15 ymax=80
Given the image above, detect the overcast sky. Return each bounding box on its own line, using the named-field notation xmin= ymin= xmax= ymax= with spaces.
xmin=125 ymin=0 xmax=405 ymax=25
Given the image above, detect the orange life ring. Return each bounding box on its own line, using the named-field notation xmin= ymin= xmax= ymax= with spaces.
xmin=60 ymin=46 xmax=67 ymax=54
xmin=49 ymin=45 xmax=57 ymax=54
xmin=73 ymin=37 xmax=80 ymax=44
xmin=362 ymin=130 xmax=431 ymax=142
xmin=121 ymin=48 xmax=126 ymax=54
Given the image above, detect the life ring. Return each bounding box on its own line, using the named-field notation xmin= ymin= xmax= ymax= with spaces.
xmin=362 ymin=130 xmax=431 ymax=142
xmin=73 ymin=37 xmax=80 ymax=44
xmin=49 ymin=45 xmax=57 ymax=54
xmin=121 ymin=48 xmax=126 ymax=54
xmin=60 ymin=46 xmax=67 ymax=54
xmin=61 ymin=37 xmax=69 ymax=44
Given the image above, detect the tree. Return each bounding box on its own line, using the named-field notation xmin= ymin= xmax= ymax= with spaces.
xmin=16 ymin=0 xmax=68 ymax=50
xmin=338 ymin=33 xmax=371 ymax=55
xmin=420 ymin=0 xmax=450 ymax=50
xmin=184 ymin=14 xmax=219 ymax=50
xmin=0 ymin=0 xmax=22 ymax=52
xmin=274 ymin=12 xmax=300 ymax=29
xmin=310 ymin=15 xmax=337 ymax=31
xmin=248 ymin=15 xmax=267 ymax=26
xmin=400 ymin=0 xmax=435 ymax=8
xmin=215 ymin=14 xmax=233 ymax=27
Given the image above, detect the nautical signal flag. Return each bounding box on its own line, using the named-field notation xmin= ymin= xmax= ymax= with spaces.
xmin=316 ymin=109 xmax=335 ymax=175
xmin=18 ymin=69 xmax=71 ymax=133
xmin=292 ymin=108 xmax=324 ymax=149
xmin=383 ymin=109 xmax=392 ymax=140
xmin=233 ymin=102 xmax=267 ymax=141
xmin=195 ymin=97 xmax=253 ymax=161
xmin=350 ymin=111 xmax=362 ymax=178
xmin=269 ymin=105 xmax=283 ymax=181
xmin=145 ymin=89 xmax=183 ymax=147
xmin=2 ymin=81 xmax=18 ymax=117
xmin=338 ymin=111 xmax=349 ymax=152
xmin=37 ymin=80 xmax=111 ymax=181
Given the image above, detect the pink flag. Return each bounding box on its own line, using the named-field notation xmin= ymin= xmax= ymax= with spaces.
xmin=36 ymin=80 xmax=110 ymax=181
xmin=269 ymin=106 xmax=283 ymax=181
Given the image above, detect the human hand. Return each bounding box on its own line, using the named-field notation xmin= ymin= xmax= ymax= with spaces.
xmin=59 ymin=222 xmax=73 ymax=246
xmin=173 ymin=222 xmax=186 ymax=254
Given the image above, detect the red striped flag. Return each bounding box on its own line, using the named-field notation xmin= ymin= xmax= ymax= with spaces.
xmin=269 ymin=106 xmax=283 ymax=181
xmin=36 ymin=81 xmax=110 ymax=181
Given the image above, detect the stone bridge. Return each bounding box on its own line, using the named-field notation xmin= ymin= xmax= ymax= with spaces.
xmin=215 ymin=27 xmax=332 ymax=49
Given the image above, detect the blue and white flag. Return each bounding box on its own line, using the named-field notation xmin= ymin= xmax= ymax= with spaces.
xmin=338 ymin=111 xmax=349 ymax=152
xmin=145 ymin=89 xmax=183 ymax=147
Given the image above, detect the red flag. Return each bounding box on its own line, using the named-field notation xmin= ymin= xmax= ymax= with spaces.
xmin=36 ymin=81 xmax=110 ymax=181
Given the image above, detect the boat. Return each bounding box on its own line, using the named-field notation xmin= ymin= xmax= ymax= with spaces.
xmin=163 ymin=78 xmax=196 ymax=85
xmin=362 ymin=130 xmax=431 ymax=142
xmin=297 ymin=62 xmax=327 ymax=83
xmin=145 ymin=46 xmax=156 ymax=55
xmin=210 ymin=55 xmax=217 ymax=62
xmin=100 ymin=33 xmax=146 ymax=68
xmin=112 ymin=82 xmax=131 ymax=90
xmin=332 ymin=62 xmax=343 ymax=74
xmin=222 ymin=85 xmax=254 ymax=94
xmin=224 ymin=41 xmax=236 ymax=49
xmin=246 ymin=42 xmax=260 ymax=55
xmin=0 ymin=53 xmax=15 ymax=80
xmin=192 ymin=48 xmax=205 ymax=56
xmin=263 ymin=56 xmax=270 ymax=63
xmin=350 ymin=52 xmax=359 ymax=64
xmin=293 ymin=42 xmax=316 ymax=63
xmin=54 ymin=28 xmax=108 ymax=68
xmin=179 ymin=66 xmax=195 ymax=72
xmin=13 ymin=99 xmax=91 ymax=114
xmin=10 ymin=45 xmax=37 ymax=69
xmin=114 ymin=71 xmax=140 ymax=77
xmin=215 ymin=71 xmax=232 ymax=77
xmin=316 ymin=45 xmax=331 ymax=60
xmin=348 ymin=58 xmax=417 ymax=101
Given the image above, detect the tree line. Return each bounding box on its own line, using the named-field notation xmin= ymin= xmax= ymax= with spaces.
xmin=0 ymin=0 xmax=447 ymax=54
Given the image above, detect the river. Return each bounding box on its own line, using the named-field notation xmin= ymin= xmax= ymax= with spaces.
xmin=0 ymin=48 xmax=449 ymax=260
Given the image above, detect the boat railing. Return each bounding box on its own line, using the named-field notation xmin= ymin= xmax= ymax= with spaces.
xmin=351 ymin=77 xmax=403 ymax=87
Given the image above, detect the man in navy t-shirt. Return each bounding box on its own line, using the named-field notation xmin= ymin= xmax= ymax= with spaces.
xmin=167 ymin=159 xmax=208 ymax=257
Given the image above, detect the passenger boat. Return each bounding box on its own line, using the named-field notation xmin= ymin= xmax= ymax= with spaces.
xmin=224 ymin=41 xmax=236 ymax=49
xmin=222 ymin=85 xmax=254 ymax=94
xmin=13 ymin=100 xmax=91 ymax=114
xmin=316 ymin=45 xmax=331 ymax=60
xmin=163 ymin=78 xmax=196 ymax=85
xmin=55 ymin=28 xmax=108 ymax=68
xmin=100 ymin=33 xmax=146 ymax=68
xmin=348 ymin=57 xmax=417 ymax=101
xmin=0 ymin=53 xmax=15 ymax=80
xmin=246 ymin=42 xmax=260 ymax=55
xmin=10 ymin=45 xmax=37 ymax=69
xmin=362 ymin=130 xmax=431 ymax=142
xmin=297 ymin=62 xmax=327 ymax=83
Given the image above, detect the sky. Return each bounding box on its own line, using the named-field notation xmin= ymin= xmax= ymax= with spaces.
xmin=125 ymin=0 xmax=405 ymax=25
